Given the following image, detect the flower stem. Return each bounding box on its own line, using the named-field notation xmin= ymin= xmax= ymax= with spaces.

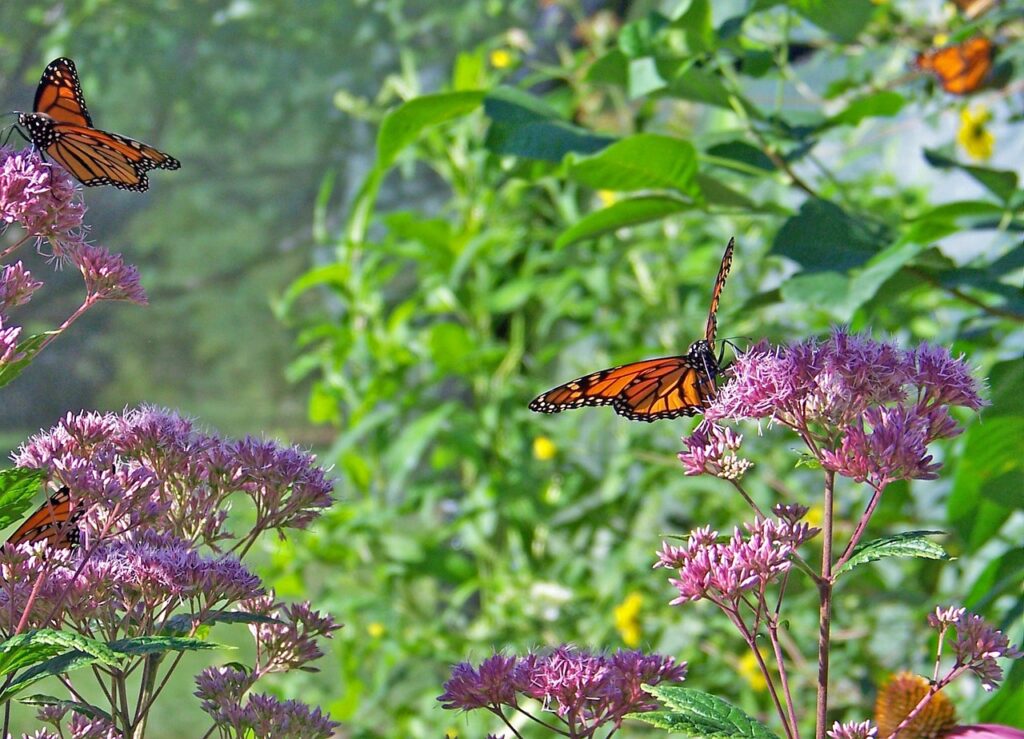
xmin=815 ymin=469 xmax=836 ymax=739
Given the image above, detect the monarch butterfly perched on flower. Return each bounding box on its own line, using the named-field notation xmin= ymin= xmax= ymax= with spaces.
xmin=529 ymin=238 xmax=734 ymax=422
xmin=16 ymin=57 xmax=179 ymax=191
xmin=915 ymin=36 xmax=993 ymax=95
xmin=5 ymin=486 xmax=82 ymax=549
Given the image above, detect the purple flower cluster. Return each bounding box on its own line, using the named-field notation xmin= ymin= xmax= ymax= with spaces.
xmin=195 ymin=665 xmax=340 ymax=739
xmin=0 ymin=147 xmax=85 ymax=255
xmin=655 ymin=507 xmax=818 ymax=607
xmin=678 ymin=421 xmax=752 ymax=479
xmin=928 ymin=606 xmax=1022 ymax=691
xmin=242 ymin=595 xmax=341 ymax=675
xmin=439 ymin=646 xmax=686 ymax=737
xmin=693 ymin=329 xmax=984 ymax=489
xmin=827 ymin=720 xmax=878 ymax=739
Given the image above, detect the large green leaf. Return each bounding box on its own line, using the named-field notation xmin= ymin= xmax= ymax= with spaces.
xmin=160 ymin=610 xmax=278 ymax=637
xmin=556 ymin=196 xmax=693 ymax=249
xmin=108 ymin=636 xmax=223 ymax=657
xmin=793 ymin=0 xmax=875 ymax=42
xmin=19 ymin=694 xmax=112 ymax=723
xmin=835 ymin=531 xmax=950 ymax=577
xmin=964 ymin=547 xmax=1024 ymax=610
xmin=954 ymin=416 xmax=1024 ymax=510
xmin=631 ymin=686 xmax=779 ymax=738
xmin=376 ymin=91 xmax=485 ymax=169
xmin=671 ymin=0 xmax=714 ymax=54
xmin=828 ymin=91 xmax=906 ymax=128
xmin=0 ymin=650 xmax=111 ymax=703
xmin=0 ymin=630 xmax=119 ymax=679
xmin=0 ymin=468 xmax=46 ymax=530
xmin=666 ymin=68 xmax=762 ymax=118
xmin=567 ymin=134 xmax=698 ymax=195
xmin=772 ymin=199 xmax=889 ymax=272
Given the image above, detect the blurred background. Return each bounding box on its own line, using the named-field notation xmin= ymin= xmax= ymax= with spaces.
xmin=0 ymin=0 xmax=1021 ymax=736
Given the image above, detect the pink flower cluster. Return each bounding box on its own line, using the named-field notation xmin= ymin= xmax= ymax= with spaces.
xmin=928 ymin=606 xmax=1022 ymax=691
xmin=438 ymin=646 xmax=686 ymax=737
xmin=691 ymin=329 xmax=984 ymax=489
xmin=655 ymin=506 xmax=818 ymax=607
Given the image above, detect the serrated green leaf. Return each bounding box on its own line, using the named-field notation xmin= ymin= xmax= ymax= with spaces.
xmin=108 ymin=636 xmax=224 ymax=657
xmin=376 ymin=91 xmax=485 ymax=169
xmin=631 ymin=686 xmax=779 ymax=738
xmin=567 ymin=134 xmax=698 ymax=194
xmin=0 ymin=650 xmax=111 ymax=703
xmin=556 ymin=196 xmax=692 ymax=249
xmin=0 ymin=468 xmax=46 ymax=530
xmin=835 ymin=530 xmax=950 ymax=576
xmin=0 ymin=630 xmax=120 ymax=678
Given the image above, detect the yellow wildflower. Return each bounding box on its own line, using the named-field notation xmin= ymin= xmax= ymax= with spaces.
xmin=367 ymin=622 xmax=385 ymax=638
xmin=737 ymin=650 xmax=768 ymax=692
xmin=957 ymin=105 xmax=994 ymax=161
xmin=804 ymin=505 xmax=824 ymax=529
xmin=489 ymin=49 xmax=513 ymax=69
xmin=597 ymin=189 xmax=618 ymax=207
xmin=613 ymin=592 xmax=644 ymax=647
xmin=932 ymin=33 xmax=950 ymax=47
xmin=533 ymin=436 xmax=557 ymax=461
xmin=875 ymin=672 xmax=957 ymax=738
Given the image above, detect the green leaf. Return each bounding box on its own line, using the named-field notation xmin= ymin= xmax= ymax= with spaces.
xmin=0 ymin=332 xmax=55 ymax=390
xmin=828 ymin=91 xmax=906 ymax=127
xmin=671 ymin=0 xmax=714 ymax=54
xmin=483 ymin=90 xmax=616 ymax=162
xmin=587 ymin=49 xmax=628 ymax=86
xmin=108 ymin=636 xmax=223 ymax=657
xmin=618 ymin=12 xmax=670 ymax=58
xmin=845 ymin=239 xmax=928 ymax=312
xmin=979 ymin=660 xmax=1024 ymax=724
xmin=631 ymin=686 xmax=779 ymax=738
xmin=556 ymin=196 xmax=692 ymax=249
xmin=160 ymin=610 xmax=279 ymax=637
xmin=772 ymin=199 xmax=888 ymax=272
xmin=955 ymin=416 xmax=1024 ymax=509
xmin=793 ymin=0 xmax=875 ymax=42
xmin=964 ymin=548 xmax=1024 ymax=610
xmin=924 ymin=149 xmax=1019 ymax=203
xmin=0 ymin=468 xmax=46 ymax=530
xmin=780 ymin=271 xmax=851 ymax=317
xmin=705 ymin=141 xmax=775 ymax=175
xmin=628 ymin=57 xmax=667 ymax=98
xmin=666 ymin=69 xmax=762 ymax=118
xmin=19 ymin=694 xmax=113 ymax=723
xmin=376 ymin=91 xmax=485 ymax=169
xmin=0 ymin=650 xmax=113 ymax=703
xmin=0 ymin=630 xmax=120 ymax=679
xmin=987 ymin=360 xmax=1024 ymax=418
xmin=567 ymin=134 xmax=698 ymax=195
xmin=835 ymin=531 xmax=950 ymax=576
xmin=693 ymin=174 xmax=755 ymax=209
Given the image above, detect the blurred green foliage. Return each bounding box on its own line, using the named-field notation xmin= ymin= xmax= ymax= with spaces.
xmin=273 ymin=0 xmax=1023 ymax=736
xmin=0 ymin=0 xmax=1021 ymax=736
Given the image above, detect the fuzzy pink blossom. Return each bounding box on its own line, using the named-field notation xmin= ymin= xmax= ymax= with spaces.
xmin=74 ymin=243 xmax=147 ymax=304
xmin=948 ymin=611 xmax=1022 ymax=691
xmin=0 ymin=147 xmax=86 ymax=255
xmin=0 ymin=262 xmax=43 ymax=309
xmin=828 ymin=720 xmax=877 ymax=739
xmin=678 ymin=421 xmax=751 ymax=479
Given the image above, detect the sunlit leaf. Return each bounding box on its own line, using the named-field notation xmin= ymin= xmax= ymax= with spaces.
xmin=835 ymin=531 xmax=950 ymax=577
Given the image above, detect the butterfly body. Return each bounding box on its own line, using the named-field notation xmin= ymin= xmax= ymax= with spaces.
xmin=17 ymin=57 xmax=179 ymax=191
xmin=530 ymin=239 xmax=734 ymax=422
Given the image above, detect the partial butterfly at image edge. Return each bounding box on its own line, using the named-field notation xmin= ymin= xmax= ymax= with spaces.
xmin=16 ymin=57 xmax=180 ymax=192
xmin=4 ymin=486 xmax=82 ymax=550
xmin=915 ymin=36 xmax=993 ymax=95
xmin=528 ymin=237 xmax=735 ymax=423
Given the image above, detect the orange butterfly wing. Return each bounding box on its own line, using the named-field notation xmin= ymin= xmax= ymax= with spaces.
xmin=530 ymin=239 xmax=733 ymax=422
xmin=33 ymin=57 xmax=92 ymax=127
xmin=5 ymin=487 xmax=82 ymax=549
xmin=916 ymin=37 xmax=993 ymax=94
xmin=20 ymin=57 xmax=180 ymax=191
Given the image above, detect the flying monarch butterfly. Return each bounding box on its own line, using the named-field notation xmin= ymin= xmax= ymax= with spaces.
xmin=4 ymin=486 xmax=82 ymax=549
xmin=915 ymin=36 xmax=993 ymax=95
xmin=529 ymin=238 xmax=735 ymax=422
xmin=16 ymin=57 xmax=179 ymax=191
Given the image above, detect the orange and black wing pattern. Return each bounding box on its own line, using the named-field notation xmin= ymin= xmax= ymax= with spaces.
xmin=5 ymin=487 xmax=82 ymax=549
xmin=530 ymin=239 xmax=733 ymax=422
xmin=18 ymin=57 xmax=179 ymax=191
xmin=915 ymin=36 xmax=993 ymax=95
xmin=33 ymin=57 xmax=92 ymax=127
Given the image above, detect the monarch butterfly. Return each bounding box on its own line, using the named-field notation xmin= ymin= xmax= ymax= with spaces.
xmin=16 ymin=57 xmax=179 ymax=191
xmin=529 ymin=238 xmax=735 ymax=422
xmin=915 ymin=36 xmax=993 ymax=95
xmin=4 ymin=487 xmax=82 ymax=549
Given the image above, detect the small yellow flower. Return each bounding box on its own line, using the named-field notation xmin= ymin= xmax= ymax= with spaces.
xmin=957 ymin=105 xmax=995 ymax=161
xmin=489 ymin=49 xmax=513 ymax=69
xmin=367 ymin=622 xmax=385 ymax=638
xmin=875 ymin=672 xmax=957 ymax=738
xmin=737 ymin=650 xmax=768 ymax=692
xmin=932 ymin=33 xmax=950 ymax=47
xmin=804 ymin=505 xmax=824 ymax=529
xmin=533 ymin=436 xmax=557 ymax=461
xmin=597 ymin=189 xmax=618 ymax=207
xmin=613 ymin=592 xmax=644 ymax=647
